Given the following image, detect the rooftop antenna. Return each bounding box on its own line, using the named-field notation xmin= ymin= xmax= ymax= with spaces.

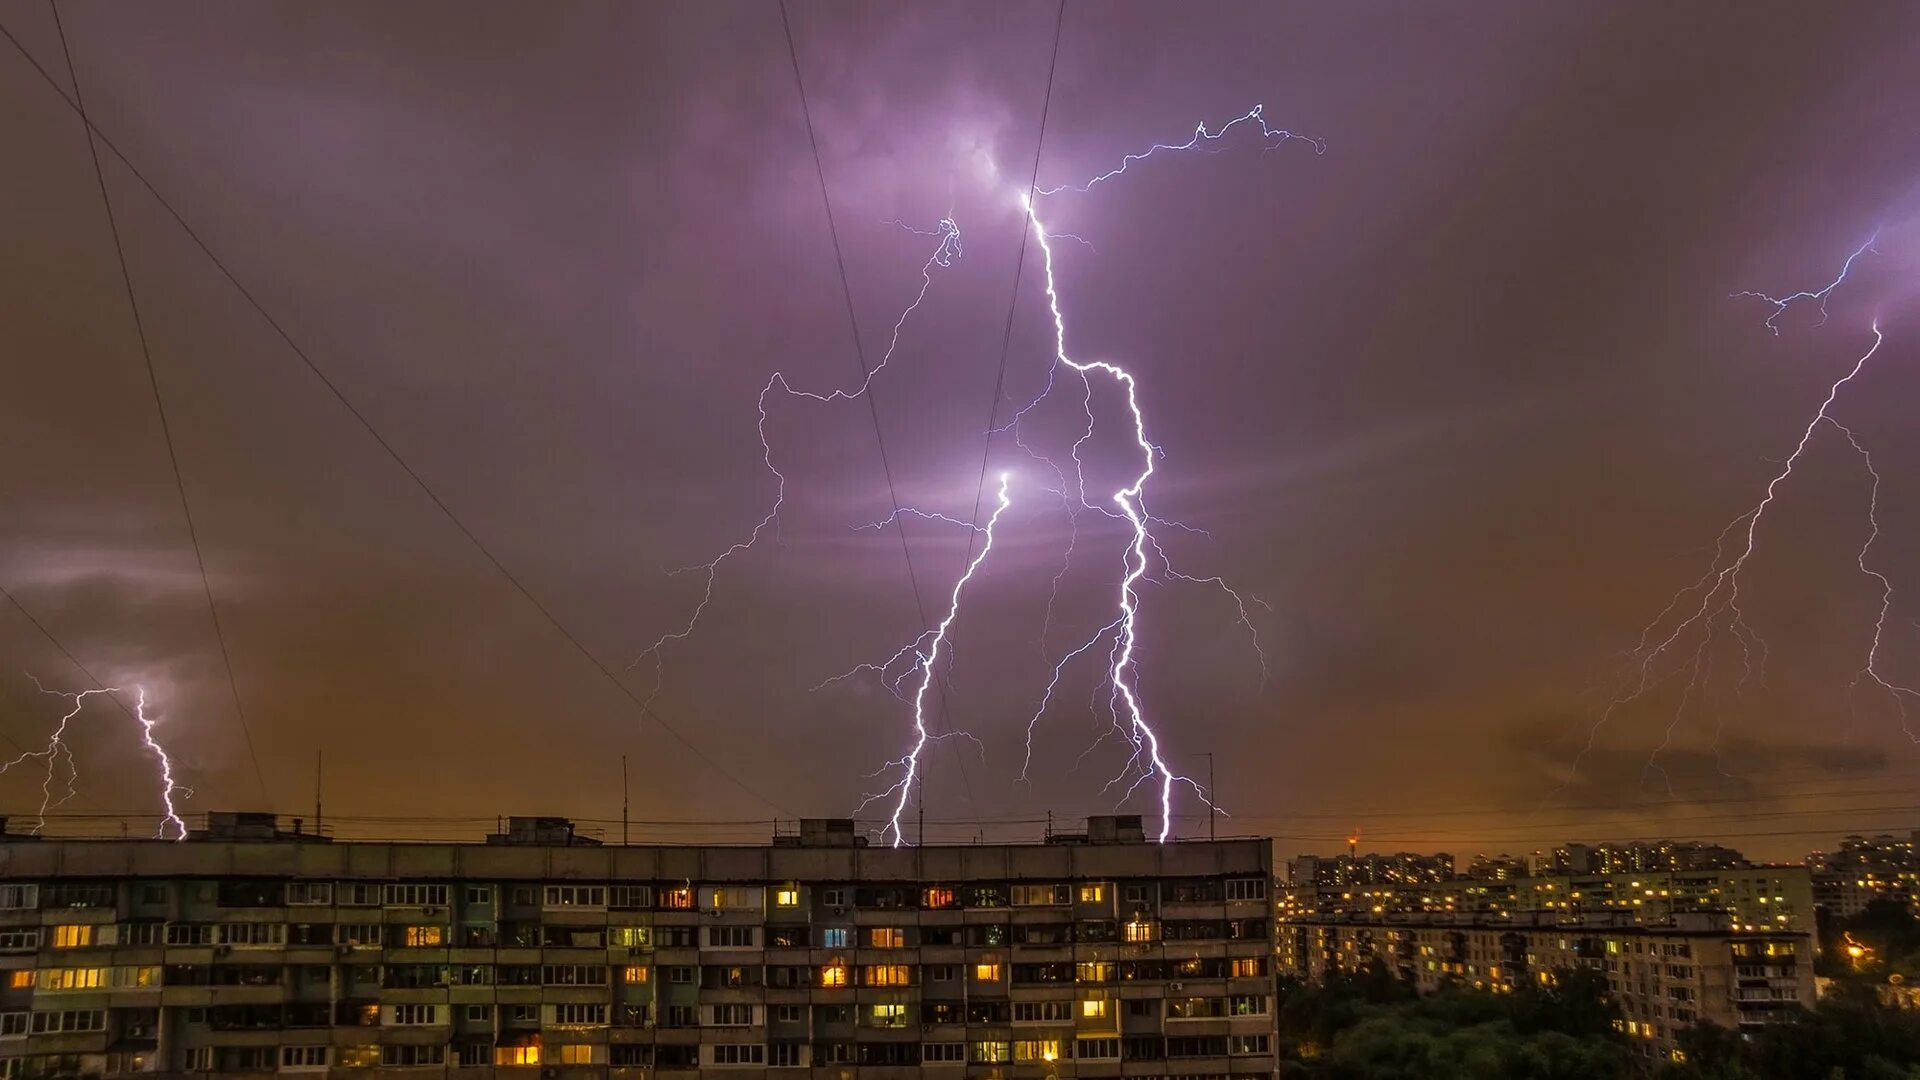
xmin=314 ymin=749 xmax=323 ymax=836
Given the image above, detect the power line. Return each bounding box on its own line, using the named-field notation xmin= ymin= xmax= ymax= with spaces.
xmin=0 ymin=15 xmax=785 ymax=816
xmin=776 ymin=0 xmax=986 ymax=830
xmin=47 ymin=1 xmax=269 ymax=805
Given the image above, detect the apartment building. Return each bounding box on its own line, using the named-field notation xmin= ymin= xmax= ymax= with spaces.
xmin=1278 ymin=866 xmax=1814 ymax=932
xmin=0 ymin=813 xmax=1276 ymax=1079
xmin=1277 ymin=914 xmax=1811 ymax=1063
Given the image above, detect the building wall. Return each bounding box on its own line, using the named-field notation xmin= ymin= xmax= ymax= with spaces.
xmin=0 ymin=833 xmax=1275 ymax=1080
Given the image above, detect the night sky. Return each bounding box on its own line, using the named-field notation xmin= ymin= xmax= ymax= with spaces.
xmin=5 ymin=1 xmax=1920 ymax=859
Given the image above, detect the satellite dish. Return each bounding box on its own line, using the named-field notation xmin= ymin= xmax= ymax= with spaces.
xmin=1890 ymin=973 xmax=1905 ymax=985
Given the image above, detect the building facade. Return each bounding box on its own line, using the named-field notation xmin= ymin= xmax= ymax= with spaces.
xmin=0 ymin=815 xmax=1276 ymax=1080
xmin=1277 ymin=914 xmax=1811 ymax=1063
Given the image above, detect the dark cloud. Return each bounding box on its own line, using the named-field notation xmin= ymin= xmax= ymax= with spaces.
xmin=4 ymin=1 xmax=1920 ymax=855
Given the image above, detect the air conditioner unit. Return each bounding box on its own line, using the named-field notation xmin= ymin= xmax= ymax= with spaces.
xmin=1168 ymin=982 xmax=1184 ymax=992
xmin=831 ymin=906 xmax=847 ymax=917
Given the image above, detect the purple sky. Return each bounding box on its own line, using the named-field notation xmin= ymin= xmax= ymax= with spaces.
xmin=5 ymin=1 xmax=1920 ymax=859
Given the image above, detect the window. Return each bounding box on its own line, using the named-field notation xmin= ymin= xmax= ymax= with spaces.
xmin=464 ymin=884 xmax=493 ymax=905
xmin=609 ymin=884 xmax=652 ymax=909
xmin=278 ymin=1045 xmax=330 ymax=1068
xmin=382 ymin=884 xmax=449 ymax=907
xmin=50 ymin=925 xmax=92 ymax=949
xmin=38 ymin=968 xmax=109 ymax=991
xmin=611 ymin=1046 xmax=654 ymax=1068
xmin=666 ymin=965 xmax=694 ymax=984
xmin=507 ymin=1005 xmax=538 ymax=1023
xmin=338 ymin=883 xmax=380 ymax=906
xmin=1013 ymin=1001 xmax=1072 ymax=1022
xmin=708 ymin=926 xmax=756 ymax=947
xmin=1013 ymin=884 xmax=1070 ymax=906
xmin=1229 ymin=994 xmax=1269 ymax=1016
xmin=391 ymin=1004 xmax=439 ymax=1026
xmin=863 ymin=965 xmax=911 ymax=987
xmin=923 ymin=886 xmax=957 ymax=908
xmin=821 ymin=888 xmax=848 ymax=907
xmin=868 ymin=926 xmax=905 ymax=948
xmin=712 ymin=1045 xmax=765 ymax=1066
xmin=1230 ymin=957 xmax=1266 ymax=978
xmin=217 ymin=923 xmax=287 ymax=946
xmin=664 ymin=1005 xmax=695 ymax=1028
xmin=622 ymin=965 xmax=650 ymax=984
xmin=870 ymin=1003 xmax=909 ymax=1028
xmin=165 ymin=924 xmax=212 ymax=946
xmin=774 ymin=886 xmax=800 ymax=907
xmin=287 ymin=883 xmax=333 ymax=906
xmin=1225 ymin=878 xmax=1267 ymax=901
xmin=464 ymin=1004 xmax=493 ymax=1023
xmin=0 ymin=885 xmax=38 ymax=910
xmin=711 ymin=1004 xmax=755 ymax=1026
xmin=119 ymin=923 xmax=162 ymax=946
xmin=0 ymin=929 xmax=40 ymax=951
xmin=608 ymin=926 xmax=651 ymax=948
xmin=1081 ymin=998 xmax=1111 ymax=1019
xmin=820 ymin=962 xmax=849 ymax=987
xmin=334 ymin=924 xmax=383 ymax=948
xmin=381 ymin=1046 xmax=446 ymax=1068
xmin=6 ymin=971 xmax=32 ymax=990
xmin=1124 ymin=884 xmax=1148 ymax=903
xmin=554 ymin=1045 xmax=599 ymax=1066
xmin=1123 ymin=918 xmax=1160 ymax=943
xmin=924 ymin=1043 xmax=966 ymax=1063
xmin=0 ymin=1012 xmax=26 ymax=1038
xmin=655 ymin=926 xmax=695 ymax=947
xmin=508 ymin=886 xmax=537 ymax=906
xmin=401 ymin=925 xmax=445 ymax=947
xmin=542 ymin=885 xmax=606 ymax=908
xmin=1079 ymin=883 xmax=1107 ymax=902
xmin=30 ymin=1010 xmax=106 ymax=1034
xmin=41 ymin=884 xmax=112 ymax=908
xmin=541 ymin=965 xmax=606 ymax=986
xmin=1229 ymin=1034 xmax=1272 ymax=1055
xmin=1078 ymin=1038 xmax=1120 ymax=1060
xmin=1013 ymin=1040 xmax=1065 ymax=1064
xmin=970 ymin=1041 xmax=1012 ymax=1064
xmin=974 ymin=961 xmax=1002 ymax=982
xmin=494 ymin=1043 xmax=540 ymax=1067
xmin=660 ymin=885 xmax=695 ymax=910
xmin=770 ymin=1043 xmax=804 ymax=1068
xmin=820 ymin=927 xmax=850 ymax=948
xmin=775 ymin=1005 xmax=803 ymax=1023
xmin=550 ymin=1004 xmax=608 ymax=1027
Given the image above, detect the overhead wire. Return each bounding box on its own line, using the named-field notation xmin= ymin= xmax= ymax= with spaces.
xmin=0 ymin=14 xmax=785 ymax=816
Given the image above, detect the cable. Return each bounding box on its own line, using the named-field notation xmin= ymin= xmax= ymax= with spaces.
xmin=0 ymin=15 xmax=785 ymax=816
xmin=776 ymin=0 xmax=984 ymax=830
xmin=47 ymin=1 xmax=270 ymax=805
xmin=0 ymin=583 xmax=108 ymax=805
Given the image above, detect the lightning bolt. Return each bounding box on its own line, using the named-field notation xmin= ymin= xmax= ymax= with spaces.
xmin=628 ymin=216 xmax=963 ymax=699
xmin=858 ymin=472 xmax=1014 ymax=845
xmin=2 ymin=678 xmax=190 ymax=839
xmin=1573 ymin=233 xmax=1903 ymax=789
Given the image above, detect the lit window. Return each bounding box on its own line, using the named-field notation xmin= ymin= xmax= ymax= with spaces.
xmin=775 ymin=887 xmax=800 ymax=907
xmin=1081 ymin=999 xmax=1109 ymax=1018
xmin=1078 ymin=884 xmax=1105 ymax=903
xmin=557 ymin=1045 xmax=598 ymax=1065
xmin=1013 ymin=1040 xmax=1063 ymax=1063
xmin=863 ymin=965 xmax=911 ymax=987
xmin=495 ymin=1042 xmax=540 ymax=1067
xmin=820 ymin=962 xmax=848 ymax=987
xmin=923 ymin=886 xmax=955 ymax=908
xmin=404 ymin=926 xmax=444 ymax=947
xmin=1123 ymin=918 xmax=1159 ymax=943
xmin=622 ymin=965 xmax=650 ymax=984
xmin=974 ymin=961 xmax=1002 ymax=982
xmin=50 ymin=926 xmax=93 ymax=949
xmin=868 ymin=928 xmax=904 ymax=949
xmin=821 ymin=928 xmax=850 ymax=948
xmin=662 ymin=887 xmax=694 ymax=910
xmin=870 ymin=1003 xmax=908 ymax=1027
